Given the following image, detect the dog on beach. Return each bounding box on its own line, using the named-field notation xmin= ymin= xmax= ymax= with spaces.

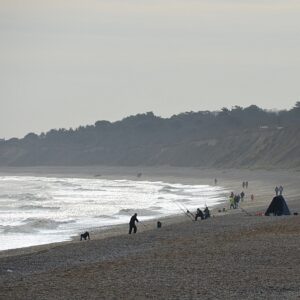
xmin=80 ymin=231 xmax=90 ymax=241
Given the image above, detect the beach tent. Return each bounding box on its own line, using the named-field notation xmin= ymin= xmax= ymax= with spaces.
xmin=265 ymin=195 xmax=291 ymax=216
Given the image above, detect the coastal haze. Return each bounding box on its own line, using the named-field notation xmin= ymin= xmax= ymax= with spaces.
xmin=1 ymin=0 xmax=300 ymax=138
xmin=0 ymin=106 xmax=299 ymax=169
xmin=1 ymin=2 xmax=300 ymax=299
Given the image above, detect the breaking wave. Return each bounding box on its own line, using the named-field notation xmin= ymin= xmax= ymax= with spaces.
xmin=0 ymin=175 xmax=228 ymax=250
xmin=19 ymin=205 xmax=60 ymax=211
xmin=117 ymin=208 xmax=161 ymax=216
xmin=1 ymin=218 xmax=75 ymax=234
xmin=17 ymin=193 xmax=50 ymax=202
xmin=94 ymin=215 xmax=117 ymax=219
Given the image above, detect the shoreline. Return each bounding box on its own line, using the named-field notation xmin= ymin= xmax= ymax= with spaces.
xmin=0 ymin=213 xmax=194 ymax=259
xmin=0 ymin=168 xmax=230 ymax=255
xmin=0 ymin=167 xmax=299 ymax=299
xmin=0 ymin=166 xmax=299 ymax=257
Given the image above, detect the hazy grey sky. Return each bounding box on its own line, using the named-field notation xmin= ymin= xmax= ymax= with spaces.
xmin=1 ymin=0 xmax=300 ymax=138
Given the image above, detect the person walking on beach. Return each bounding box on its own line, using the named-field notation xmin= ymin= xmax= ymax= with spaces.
xmin=275 ymin=186 xmax=279 ymax=196
xmin=242 ymin=182 xmax=245 ymax=189
xmin=251 ymin=194 xmax=254 ymax=201
xmin=279 ymin=185 xmax=283 ymax=195
xmin=214 ymin=178 xmax=217 ymax=185
xmin=129 ymin=213 xmax=139 ymax=234
xmin=245 ymin=181 xmax=248 ymax=188
xmin=240 ymin=191 xmax=245 ymax=202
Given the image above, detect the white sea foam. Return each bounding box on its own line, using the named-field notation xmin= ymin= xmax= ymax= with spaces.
xmin=0 ymin=176 xmax=228 ymax=251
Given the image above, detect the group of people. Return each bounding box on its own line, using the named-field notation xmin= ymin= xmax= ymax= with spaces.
xmin=242 ymin=181 xmax=249 ymax=189
xmin=229 ymin=191 xmax=245 ymax=209
xmin=82 ymin=177 xmax=285 ymax=241
xmin=128 ymin=206 xmax=211 ymax=234
xmin=194 ymin=207 xmax=210 ymax=221
xmin=86 ymin=179 xmax=259 ymax=239
xmin=275 ymin=185 xmax=284 ymax=196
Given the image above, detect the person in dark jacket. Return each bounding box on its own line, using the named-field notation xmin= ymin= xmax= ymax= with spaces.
xmin=204 ymin=207 xmax=210 ymax=219
xmin=234 ymin=195 xmax=240 ymax=208
xmin=195 ymin=208 xmax=204 ymax=221
xmin=80 ymin=231 xmax=90 ymax=241
xmin=129 ymin=213 xmax=139 ymax=234
xmin=240 ymin=191 xmax=245 ymax=202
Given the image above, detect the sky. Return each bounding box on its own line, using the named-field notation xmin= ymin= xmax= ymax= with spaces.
xmin=0 ymin=0 xmax=300 ymax=138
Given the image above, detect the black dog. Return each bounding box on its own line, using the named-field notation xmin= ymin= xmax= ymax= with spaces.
xmin=80 ymin=231 xmax=90 ymax=241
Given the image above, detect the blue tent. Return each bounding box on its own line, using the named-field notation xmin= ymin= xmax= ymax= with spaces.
xmin=265 ymin=195 xmax=291 ymax=216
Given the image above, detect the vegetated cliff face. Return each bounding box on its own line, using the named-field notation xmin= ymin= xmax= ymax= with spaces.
xmin=0 ymin=108 xmax=300 ymax=170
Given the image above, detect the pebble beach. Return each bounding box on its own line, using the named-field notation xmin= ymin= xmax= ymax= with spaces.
xmin=0 ymin=167 xmax=299 ymax=299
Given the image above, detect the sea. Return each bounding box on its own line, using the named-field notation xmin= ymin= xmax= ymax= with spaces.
xmin=0 ymin=175 xmax=228 ymax=251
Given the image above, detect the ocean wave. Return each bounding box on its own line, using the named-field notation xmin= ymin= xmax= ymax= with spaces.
xmin=174 ymin=198 xmax=191 ymax=203
xmin=102 ymin=185 xmax=134 ymax=189
xmin=1 ymin=224 xmax=39 ymax=234
xmin=94 ymin=215 xmax=117 ymax=219
xmin=0 ymin=218 xmax=75 ymax=234
xmin=117 ymin=208 xmax=161 ymax=216
xmin=0 ymin=194 xmax=15 ymax=199
xmin=14 ymin=193 xmax=50 ymax=202
xmin=19 ymin=205 xmax=60 ymax=211
xmin=26 ymin=218 xmax=74 ymax=228
xmin=53 ymin=180 xmax=79 ymax=188
xmin=75 ymin=188 xmax=105 ymax=192
xmin=0 ymin=176 xmax=228 ymax=251
xmin=0 ymin=193 xmax=49 ymax=201
xmin=149 ymin=206 xmax=162 ymax=210
xmin=159 ymin=185 xmax=182 ymax=194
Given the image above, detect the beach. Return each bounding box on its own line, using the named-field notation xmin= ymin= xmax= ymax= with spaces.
xmin=0 ymin=167 xmax=299 ymax=299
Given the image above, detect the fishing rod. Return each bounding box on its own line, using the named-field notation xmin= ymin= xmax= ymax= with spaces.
xmin=137 ymin=218 xmax=148 ymax=228
xmin=186 ymin=209 xmax=195 ymax=219
xmin=179 ymin=199 xmax=209 ymax=220
xmin=239 ymin=205 xmax=252 ymax=216
xmin=179 ymin=201 xmax=195 ymax=219
xmin=168 ymin=198 xmax=195 ymax=222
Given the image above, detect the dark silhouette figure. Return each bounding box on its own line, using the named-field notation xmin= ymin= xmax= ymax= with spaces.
xmin=229 ymin=195 xmax=235 ymax=209
xmin=245 ymin=181 xmax=248 ymax=188
xmin=214 ymin=178 xmax=217 ymax=185
xmin=204 ymin=207 xmax=210 ymax=219
xmin=234 ymin=194 xmax=240 ymax=208
xmin=80 ymin=231 xmax=90 ymax=241
xmin=242 ymin=182 xmax=245 ymax=188
xmin=195 ymin=208 xmax=204 ymax=221
xmin=240 ymin=191 xmax=245 ymax=202
xmin=129 ymin=213 xmax=139 ymax=234
xmin=279 ymin=185 xmax=283 ymax=195
xmin=275 ymin=186 xmax=279 ymax=196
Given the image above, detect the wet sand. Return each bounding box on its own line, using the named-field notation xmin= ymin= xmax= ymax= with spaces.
xmin=0 ymin=167 xmax=299 ymax=299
